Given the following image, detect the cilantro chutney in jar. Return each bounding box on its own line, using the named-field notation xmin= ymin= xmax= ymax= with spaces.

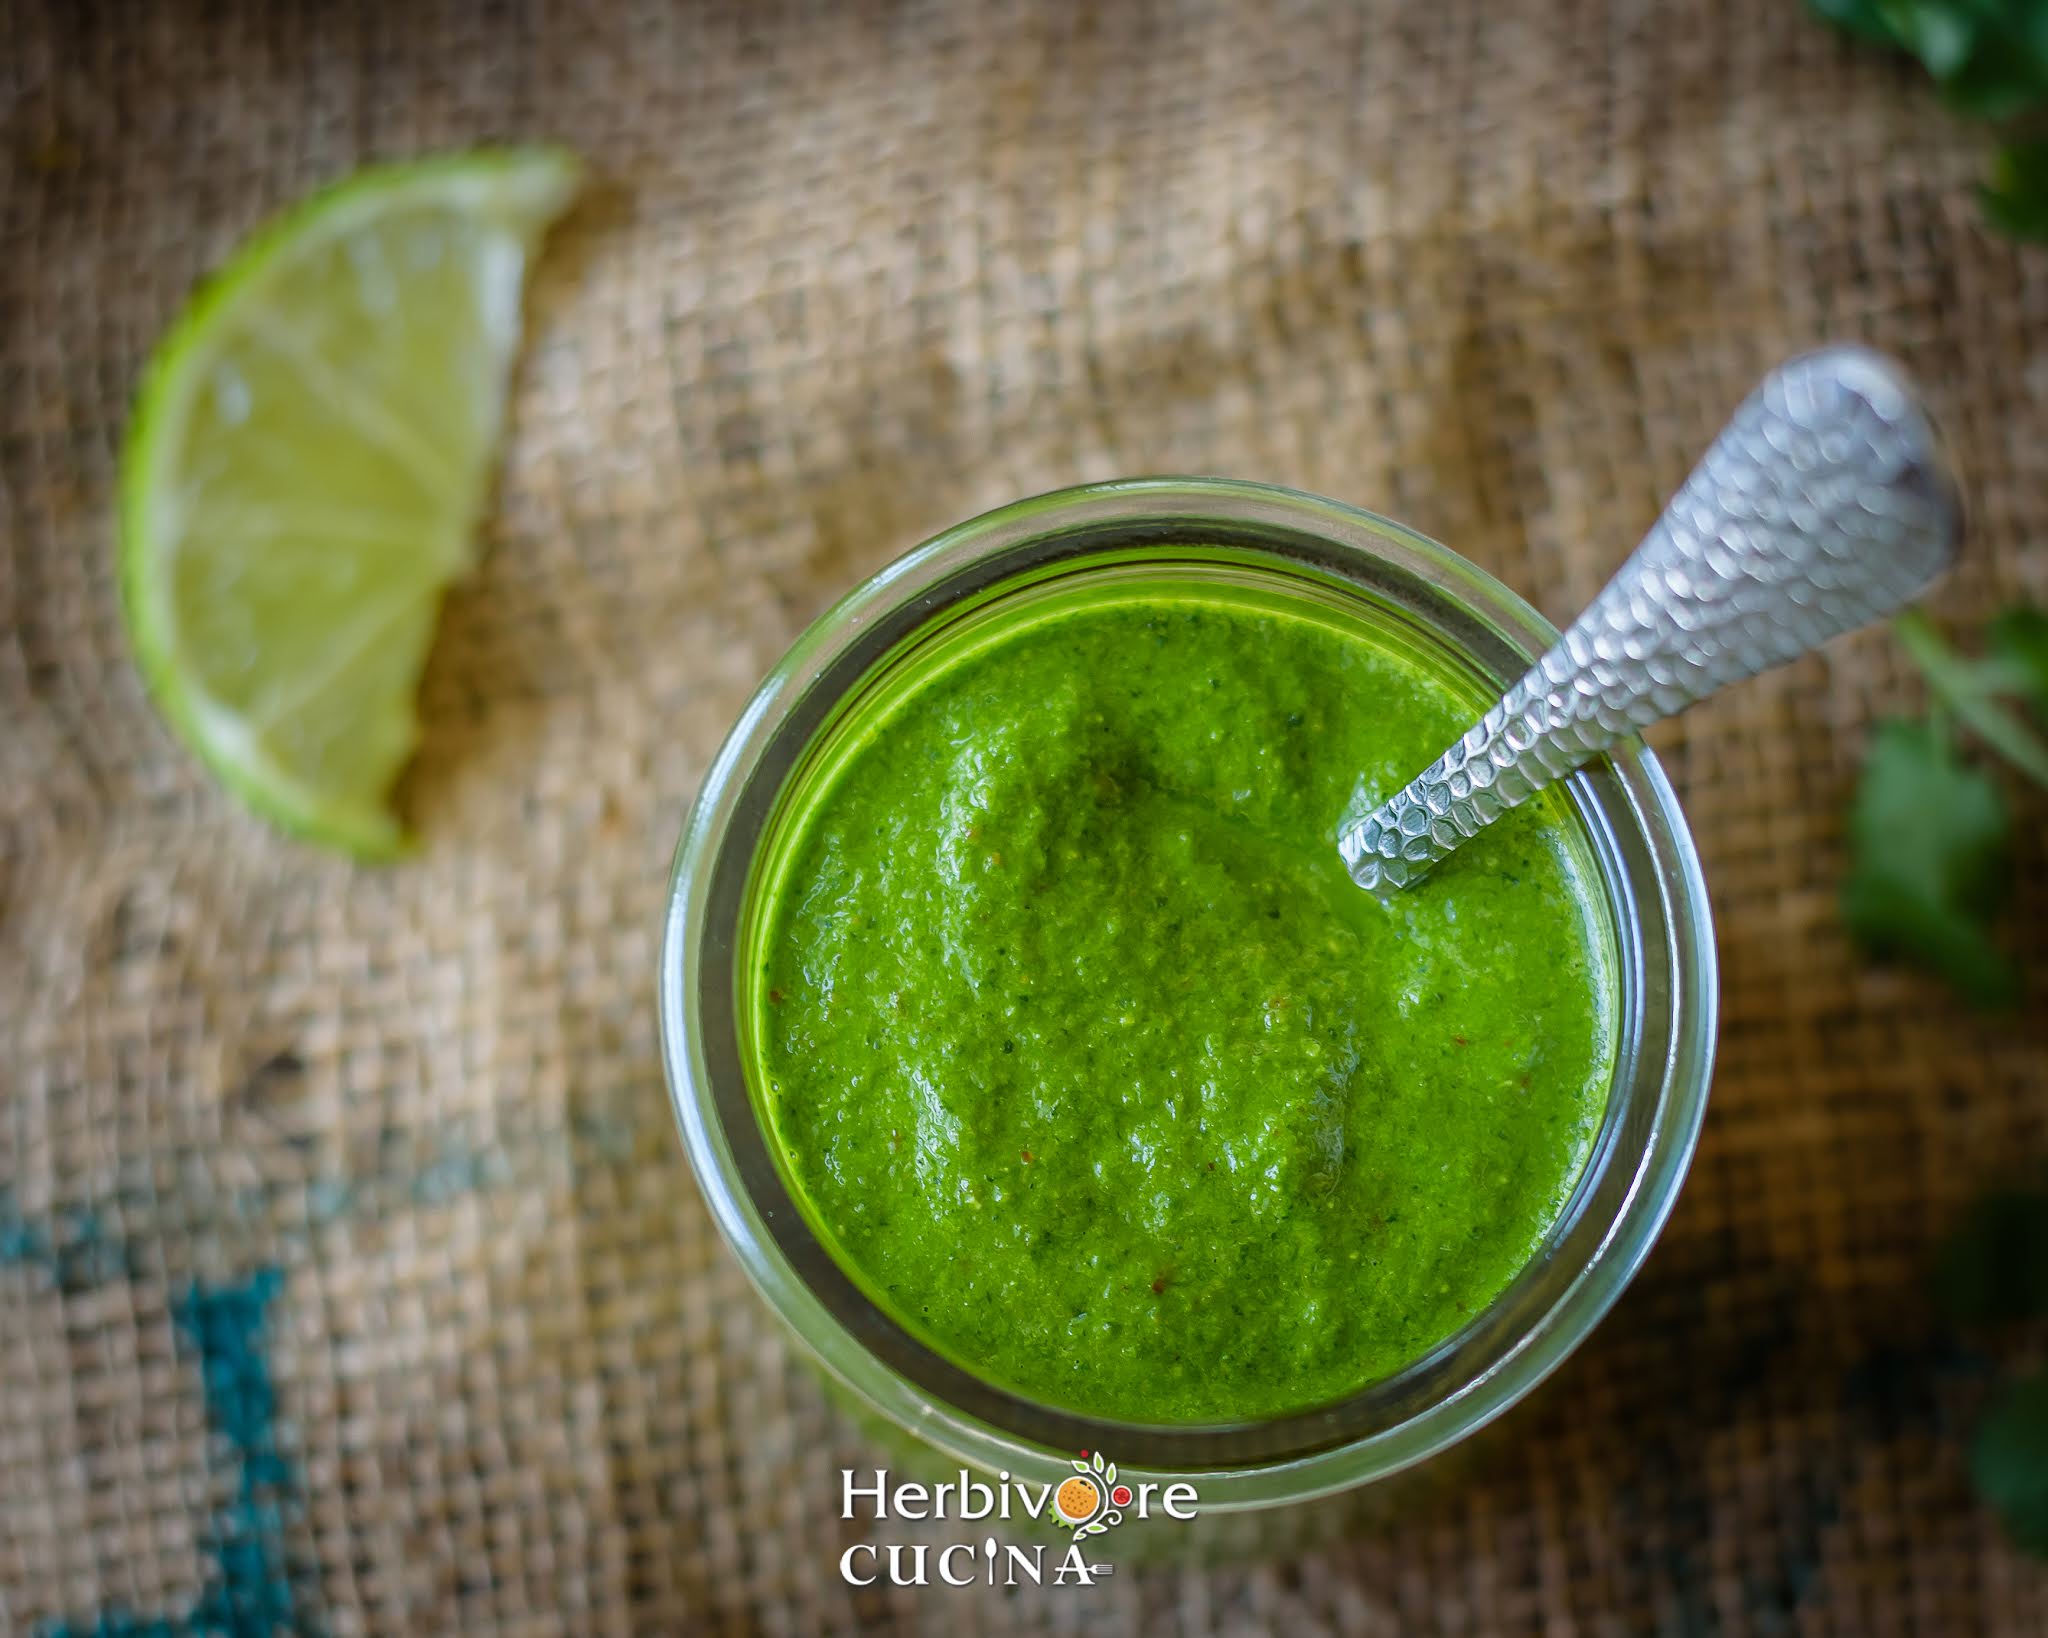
xmin=663 ymin=479 xmax=1716 ymax=1509
xmin=744 ymin=577 xmax=1617 ymax=1425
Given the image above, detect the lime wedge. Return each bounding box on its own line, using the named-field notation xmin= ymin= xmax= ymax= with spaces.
xmin=119 ymin=149 xmax=580 ymax=857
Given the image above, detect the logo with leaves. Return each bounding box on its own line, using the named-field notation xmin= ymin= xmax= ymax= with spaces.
xmin=1051 ymin=1451 xmax=1132 ymax=1539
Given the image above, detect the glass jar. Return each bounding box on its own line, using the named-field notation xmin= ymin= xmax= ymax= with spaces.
xmin=658 ymin=478 xmax=1716 ymax=1520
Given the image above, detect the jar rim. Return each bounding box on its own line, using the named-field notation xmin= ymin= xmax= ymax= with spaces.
xmin=659 ymin=477 xmax=1717 ymax=1508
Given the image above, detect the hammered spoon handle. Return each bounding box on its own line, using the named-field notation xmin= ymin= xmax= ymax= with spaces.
xmin=1338 ymin=345 xmax=1962 ymax=891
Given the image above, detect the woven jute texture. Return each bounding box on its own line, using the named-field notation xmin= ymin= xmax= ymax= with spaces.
xmin=5 ymin=0 xmax=2047 ymax=1632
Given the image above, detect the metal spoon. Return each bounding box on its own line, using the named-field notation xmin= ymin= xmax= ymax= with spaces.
xmin=1338 ymin=345 xmax=1962 ymax=891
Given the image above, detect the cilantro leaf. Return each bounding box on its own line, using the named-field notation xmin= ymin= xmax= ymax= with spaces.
xmin=1809 ymin=0 xmax=2048 ymax=120
xmin=1935 ymin=1188 xmax=2048 ymax=1324
xmin=1842 ymin=720 xmax=2019 ymax=1006
xmin=1988 ymin=605 xmax=2048 ymax=708
xmin=1940 ymin=40 xmax=2048 ymax=122
xmin=1806 ymin=0 xmax=1904 ymax=48
xmin=1896 ymin=610 xmax=2048 ymax=789
xmin=1983 ymin=141 xmax=2048 ymax=241
xmin=1808 ymin=2 xmax=2048 ymax=235
xmin=1972 ymin=1369 xmax=2048 ymax=1559
xmin=1886 ymin=2 xmax=1981 ymax=83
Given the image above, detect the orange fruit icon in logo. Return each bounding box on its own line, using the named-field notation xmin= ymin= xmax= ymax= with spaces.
xmin=1055 ymin=1476 xmax=1100 ymax=1523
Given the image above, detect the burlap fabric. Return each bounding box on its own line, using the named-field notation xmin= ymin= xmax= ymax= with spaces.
xmin=5 ymin=0 xmax=2046 ymax=1632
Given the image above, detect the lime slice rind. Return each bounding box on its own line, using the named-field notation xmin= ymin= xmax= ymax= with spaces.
xmin=120 ymin=148 xmax=579 ymax=858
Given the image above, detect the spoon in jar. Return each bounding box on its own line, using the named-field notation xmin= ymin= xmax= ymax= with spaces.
xmin=1338 ymin=345 xmax=1962 ymax=891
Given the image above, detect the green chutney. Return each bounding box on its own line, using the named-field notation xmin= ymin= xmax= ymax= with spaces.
xmin=751 ymin=584 xmax=1616 ymax=1424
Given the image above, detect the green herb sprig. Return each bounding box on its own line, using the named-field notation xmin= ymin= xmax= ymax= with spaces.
xmin=1841 ymin=607 xmax=2048 ymax=1005
xmin=1809 ymin=0 xmax=2048 ymax=237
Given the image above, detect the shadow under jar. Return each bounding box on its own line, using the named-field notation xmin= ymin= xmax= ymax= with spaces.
xmin=659 ymin=478 xmax=1715 ymax=1532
